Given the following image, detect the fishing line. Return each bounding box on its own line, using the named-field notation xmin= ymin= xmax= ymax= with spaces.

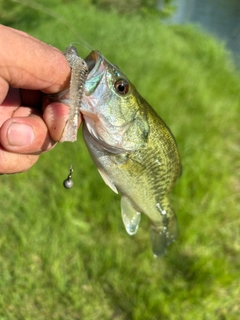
xmin=10 ymin=0 xmax=93 ymax=189
xmin=11 ymin=0 xmax=94 ymax=52
xmin=62 ymin=129 xmax=85 ymax=189
xmin=63 ymin=164 xmax=74 ymax=189
xmin=9 ymin=1 xmax=112 ymax=190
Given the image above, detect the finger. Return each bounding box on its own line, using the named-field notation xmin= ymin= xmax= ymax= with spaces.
xmin=1 ymin=87 xmax=21 ymax=108
xmin=0 ymin=114 xmax=55 ymax=154
xmin=43 ymin=102 xmax=82 ymax=142
xmin=0 ymin=25 xmax=70 ymax=95
xmin=20 ymin=89 xmax=43 ymax=108
xmin=0 ymin=88 xmax=31 ymax=127
xmin=0 ymin=146 xmax=39 ymax=174
xmin=0 ymin=87 xmax=42 ymax=126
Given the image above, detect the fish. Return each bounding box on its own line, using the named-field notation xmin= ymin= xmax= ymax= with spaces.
xmin=55 ymin=46 xmax=181 ymax=257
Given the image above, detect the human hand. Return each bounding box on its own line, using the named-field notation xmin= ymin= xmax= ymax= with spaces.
xmin=0 ymin=24 xmax=73 ymax=174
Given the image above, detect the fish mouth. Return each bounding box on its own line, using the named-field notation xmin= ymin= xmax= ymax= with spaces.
xmin=84 ymin=50 xmax=105 ymax=76
xmin=83 ymin=50 xmax=106 ymax=96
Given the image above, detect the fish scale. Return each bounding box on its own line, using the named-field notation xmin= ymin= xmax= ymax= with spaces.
xmin=55 ymin=46 xmax=181 ymax=257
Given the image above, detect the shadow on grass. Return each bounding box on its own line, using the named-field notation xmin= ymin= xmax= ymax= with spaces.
xmin=166 ymin=248 xmax=214 ymax=285
xmin=79 ymin=235 xmax=215 ymax=319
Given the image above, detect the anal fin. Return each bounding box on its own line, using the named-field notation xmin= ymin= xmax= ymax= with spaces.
xmin=121 ymin=196 xmax=141 ymax=235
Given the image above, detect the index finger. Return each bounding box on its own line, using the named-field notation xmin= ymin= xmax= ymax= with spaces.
xmin=0 ymin=25 xmax=71 ymax=95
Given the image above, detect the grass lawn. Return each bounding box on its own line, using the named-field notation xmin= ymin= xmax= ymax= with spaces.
xmin=0 ymin=0 xmax=240 ymax=319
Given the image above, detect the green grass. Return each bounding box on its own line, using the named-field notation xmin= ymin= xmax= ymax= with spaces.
xmin=0 ymin=0 xmax=240 ymax=319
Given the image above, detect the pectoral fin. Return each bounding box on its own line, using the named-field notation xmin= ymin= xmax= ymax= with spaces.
xmin=98 ymin=168 xmax=118 ymax=194
xmin=121 ymin=196 xmax=141 ymax=235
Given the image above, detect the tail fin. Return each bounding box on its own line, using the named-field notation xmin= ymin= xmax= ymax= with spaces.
xmin=150 ymin=209 xmax=178 ymax=257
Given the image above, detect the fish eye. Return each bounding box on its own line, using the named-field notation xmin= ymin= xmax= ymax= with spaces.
xmin=114 ymin=79 xmax=129 ymax=95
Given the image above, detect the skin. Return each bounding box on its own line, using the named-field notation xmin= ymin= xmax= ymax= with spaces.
xmin=79 ymin=51 xmax=181 ymax=256
xmin=0 ymin=24 xmax=76 ymax=174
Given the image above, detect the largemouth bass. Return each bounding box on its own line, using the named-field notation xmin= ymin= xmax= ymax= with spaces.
xmin=56 ymin=46 xmax=181 ymax=257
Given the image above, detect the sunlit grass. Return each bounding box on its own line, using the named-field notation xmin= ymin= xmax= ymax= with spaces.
xmin=0 ymin=1 xmax=240 ymax=319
